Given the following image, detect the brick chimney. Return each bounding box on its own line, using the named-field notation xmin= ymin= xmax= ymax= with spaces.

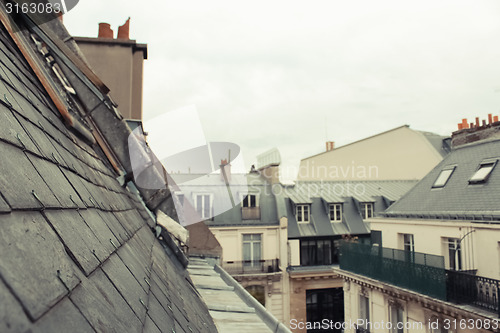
xmin=452 ymin=113 xmax=500 ymax=147
xmin=117 ymin=18 xmax=130 ymax=40
xmin=220 ymin=159 xmax=231 ymax=183
xmin=326 ymin=141 xmax=335 ymax=152
xmin=98 ymin=23 xmax=113 ymax=39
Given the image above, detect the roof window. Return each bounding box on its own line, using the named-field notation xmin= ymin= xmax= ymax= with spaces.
xmin=432 ymin=167 xmax=455 ymax=188
xmin=469 ymin=160 xmax=497 ymax=184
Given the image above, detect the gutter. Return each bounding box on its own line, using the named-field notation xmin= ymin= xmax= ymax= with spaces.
xmin=214 ymin=264 xmax=292 ymax=333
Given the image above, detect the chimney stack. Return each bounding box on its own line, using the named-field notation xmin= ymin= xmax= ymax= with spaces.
xmin=117 ymin=18 xmax=130 ymax=40
xmin=98 ymin=23 xmax=113 ymax=39
xmin=326 ymin=141 xmax=335 ymax=152
xmin=452 ymin=113 xmax=500 ymax=147
xmin=220 ymin=159 xmax=231 ymax=183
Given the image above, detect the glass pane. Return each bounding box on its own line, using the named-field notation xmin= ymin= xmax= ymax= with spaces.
xmin=470 ymin=163 xmax=495 ymax=183
xmin=433 ymin=168 xmax=454 ymax=187
xmin=243 ymin=243 xmax=250 ymax=262
xmin=203 ymin=195 xmax=210 ymax=218
xmin=253 ymin=242 xmax=261 ymax=262
xmin=250 ymin=195 xmax=256 ymax=207
xmin=196 ymin=195 xmax=202 ymax=215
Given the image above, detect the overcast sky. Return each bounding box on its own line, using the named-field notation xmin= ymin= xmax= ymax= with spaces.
xmin=63 ymin=1 xmax=500 ymax=181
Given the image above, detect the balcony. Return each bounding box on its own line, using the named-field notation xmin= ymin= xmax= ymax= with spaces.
xmin=339 ymin=242 xmax=447 ymax=300
xmin=222 ymin=259 xmax=280 ymax=275
xmin=447 ymin=270 xmax=500 ymax=317
xmin=340 ymin=242 xmax=500 ymax=317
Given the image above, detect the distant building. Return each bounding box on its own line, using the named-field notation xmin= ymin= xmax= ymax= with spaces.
xmin=298 ymin=125 xmax=450 ymax=181
xmin=338 ymin=114 xmax=500 ymax=333
xmin=284 ymin=179 xmax=415 ymax=333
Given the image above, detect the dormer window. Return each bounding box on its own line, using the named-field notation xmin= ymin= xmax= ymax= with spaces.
xmin=194 ymin=194 xmax=212 ymax=219
xmin=296 ymin=204 xmax=310 ymax=223
xmin=329 ymin=203 xmax=342 ymax=222
xmin=432 ymin=166 xmax=455 ymax=188
xmin=469 ymin=160 xmax=497 ymax=184
xmin=241 ymin=194 xmax=260 ymax=220
xmin=242 ymin=194 xmax=258 ymax=208
xmin=360 ymin=202 xmax=374 ymax=219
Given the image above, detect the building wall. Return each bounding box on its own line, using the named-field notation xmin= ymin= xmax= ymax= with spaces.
xmin=289 ymin=276 xmax=344 ymax=333
xmin=371 ymin=218 xmax=500 ymax=279
xmin=343 ymin=278 xmax=497 ymax=333
xmin=297 ymin=126 xmax=444 ymax=181
xmin=210 ymin=225 xmax=281 ymax=262
xmin=75 ymin=38 xmax=146 ymax=120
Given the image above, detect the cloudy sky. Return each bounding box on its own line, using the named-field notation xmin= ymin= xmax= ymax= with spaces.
xmin=63 ymin=0 xmax=500 ymax=181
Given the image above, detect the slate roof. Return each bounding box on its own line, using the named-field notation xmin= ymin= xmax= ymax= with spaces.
xmin=285 ymin=180 xmax=417 ymax=238
xmin=383 ymin=138 xmax=500 ymax=221
xmin=0 ymin=8 xmax=217 ymax=333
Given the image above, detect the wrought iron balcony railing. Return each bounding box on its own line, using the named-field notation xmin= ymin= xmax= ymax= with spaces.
xmin=340 ymin=242 xmax=500 ymax=316
xmin=339 ymin=241 xmax=447 ymax=300
xmin=447 ymin=270 xmax=500 ymax=317
xmin=222 ymin=259 xmax=280 ymax=275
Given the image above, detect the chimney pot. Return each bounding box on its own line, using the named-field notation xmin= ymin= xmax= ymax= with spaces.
xmin=488 ymin=113 xmax=493 ymax=124
xmin=458 ymin=123 xmax=463 ymax=130
xmin=326 ymin=141 xmax=335 ymax=152
xmin=117 ymin=18 xmax=130 ymax=40
xmin=98 ymin=23 xmax=113 ymax=39
xmin=494 ymin=115 xmax=499 ymax=122
xmin=475 ymin=117 xmax=480 ymax=127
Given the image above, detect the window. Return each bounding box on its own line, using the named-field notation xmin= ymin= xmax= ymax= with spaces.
xmin=306 ymin=288 xmax=344 ymax=333
xmin=358 ymin=295 xmax=370 ymax=333
xmin=448 ymin=238 xmax=462 ymax=270
xmin=432 ymin=167 xmax=455 ymax=188
xmin=469 ymin=160 xmax=497 ymax=184
xmin=403 ymin=234 xmax=414 ymax=252
xmin=300 ymin=238 xmax=339 ymax=266
xmin=329 ymin=203 xmax=343 ymax=222
xmin=243 ymin=234 xmax=261 ymax=266
xmin=296 ymin=204 xmax=310 ymax=222
xmin=242 ymin=194 xmax=258 ymax=208
xmin=194 ymin=194 xmax=211 ymax=219
xmin=389 ymin=303 xmax=404 ymax=333
xmin=360 ymin=202 xmax=374 ymax=219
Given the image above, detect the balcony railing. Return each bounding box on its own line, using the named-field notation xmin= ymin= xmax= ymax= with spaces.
xmin=447 ymin=270 xmax=500 ymax=317
xmin=241 ymin=207 xmax=261 ymax=220
xmin=222 ymin=259 xmax=280 ymax=275
xmin=339 ymin=242 xmax=447 ymax=300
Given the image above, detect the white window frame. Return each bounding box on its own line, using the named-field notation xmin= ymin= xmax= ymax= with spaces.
xmin=329 ymin=203 xmax=342 ymax=222
xmin=358 ymin=293 xmax=370 ymax=331
xmin=388 ymin=302 xmax=405 ymax=333
xmin=360 ymin=202 xmax=374 ymax=219
xmin=432 ymin=166 xmax=456 ymax=188
xmin=242 ymin=233 xmax=262 ymax=265
xmin=403 ymin=234 xmax=414 ymax=252
xmin=447 ymin=237 xmax=462 ymax=271
xmin=469 ymin=160 xmax=497 ymax=184
xmin=296 ymin=204 xmax=310 ymax=223
xmin=194 ymin=193 xmax=213 ymax=219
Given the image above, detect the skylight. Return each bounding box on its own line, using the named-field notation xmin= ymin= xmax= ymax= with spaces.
xmin=432 ymin=167 xmax=455 ymax=188
xmin=469 ymin=161 xmax=497 ymax=184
